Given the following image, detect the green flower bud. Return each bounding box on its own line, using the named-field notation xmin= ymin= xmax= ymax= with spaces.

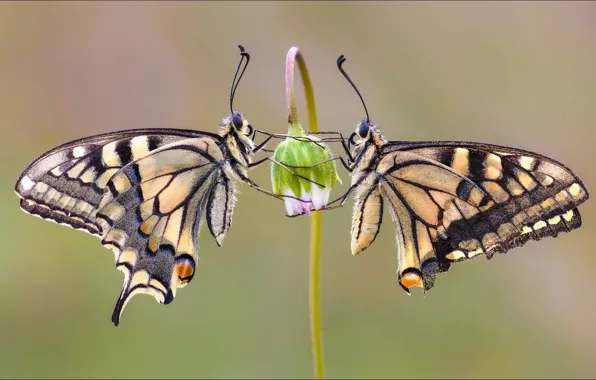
xmin=271 ymin=123 xmax=340 ymax=216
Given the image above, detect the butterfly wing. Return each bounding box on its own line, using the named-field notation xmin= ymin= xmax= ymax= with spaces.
xmin=389 ymin=141 xmax=589 ymax=251
xmin=15 ymin=128 xmax=215 ymax=236
xmin=354 ymin=142 xmax=588 ymax=291
xmin=351 ymin=183 xmax=383 ymax=255
xmin=14 ymin=129 xmax=236 ymax=325
xmin=206 ymin=175 xmax=238 ymax=247
xmin=93 ymin=137 xmax=237 ymax=325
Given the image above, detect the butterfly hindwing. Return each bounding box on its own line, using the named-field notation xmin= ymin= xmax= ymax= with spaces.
xmin=350 ymin=174 xmax=383 ymax=255
xmin=206 ymin=175 xmax=238 ymax=247
xmin=369 ymin=150 xmax=483 ymax=290
xmin=94 ymin=137 xmax=230 ymax=325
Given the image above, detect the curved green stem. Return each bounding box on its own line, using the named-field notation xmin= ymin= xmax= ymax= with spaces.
xmin=286 ymin=46 xmax=325 ymax=380
xmin=309 ymin=211 xmax=324 ymax=379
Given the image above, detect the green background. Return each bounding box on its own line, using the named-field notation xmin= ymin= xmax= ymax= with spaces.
xmin=1 ymin=2 xmax=595 ymax=378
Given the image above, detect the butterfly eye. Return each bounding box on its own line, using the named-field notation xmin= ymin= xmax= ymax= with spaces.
xmin=232 ymin=115 xmax=243 ymax=129
xmin=245 ymin=124 xmax=253 ymax=136
xmin=358 ymin=122 xmax=370 ymax=138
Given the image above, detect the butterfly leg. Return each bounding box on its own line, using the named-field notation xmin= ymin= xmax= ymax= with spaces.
xmin=235 ymin=169 xmax=312 ymax=204
xmin=307 ymin=131 xmax=354 ymax=163
xmin=253 ymin=129 xmax=334 ymax=151
xmin=252 ymin=129 xmax=320 ymax=152
xmin=274 ymin=155 xmax=352 ymax=173
xmin=326 ymin=184 xmax=358 ymax=207
xmin=277 ymin=152 xmax=361 ymax=218
xmin=251 ymin=129 xmax=352 ymax=183
xmin=249 ymin=156 xmax=328 ymax=188
xmin=337 ymin=156 xmax=353 ymax=172
xmin=322 ymin=169 xmax=380 ymax=212
xmin=251 ymin=129 xmax=287 ymax=154
xmin=252 ymin=134 xmax=274 ymax=154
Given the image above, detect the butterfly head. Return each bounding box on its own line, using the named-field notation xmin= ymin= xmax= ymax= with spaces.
xmin=349 ymin=119 xmax=371 ymax=149
xmin=219 ymin=110 xmax=255 ymax=150
xmin=349 ymin=120 xmax=387 ymax=154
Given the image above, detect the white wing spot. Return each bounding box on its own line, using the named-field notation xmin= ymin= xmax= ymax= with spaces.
xmin=72 ymin=146 xmax=87 ymax=158
xmin=519 ymin=156 xmax=536 ymax=170
xmin=539 ymin=175 xmax=554 ymax=186
xmin=569 ymin=183 xmax=582 ymax=197
xmin=50 ymin=166 xmax=64 ymax=176
xmin=102 ymin=142 xmax=121 ymax=167
xmin=446 ymin=250 xmax=465 ymax=260
xmin=485 ymin=154 xmax=502 ymax=180
xmin=20 ymin=176 xmax=35 ymax=191
xmin=131 ymin=136 xmax=150 ymax=160
xmin=562 ymin=209 xmax=574 ymax=222
xmin=533 ymin=220 xmax=547 ymax=230
xmin=467 ymin=248 xmax=483 ymax=258
xmin=452 ymin=148 xmax=469 ymax=176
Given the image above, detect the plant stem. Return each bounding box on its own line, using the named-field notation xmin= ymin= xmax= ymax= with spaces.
xmin=309 ymin=211 xmax=324 ymax=380
xmin=286 ymin=46 xmax=325 ymax=380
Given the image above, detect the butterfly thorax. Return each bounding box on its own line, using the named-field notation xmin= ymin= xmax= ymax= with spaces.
xmin=350 ymin=123 xmax=387 ymax=185
xmin=217 ymin=111 xmax=255 ymax=173
xmin=370 ymin=124 xmax=387 ymax=147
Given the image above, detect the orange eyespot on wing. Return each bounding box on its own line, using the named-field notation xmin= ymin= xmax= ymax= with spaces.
xmin=400 ymin=271 xmax=424 ymax=291
xmin=175 ymin=255 xmax=196 ymax=285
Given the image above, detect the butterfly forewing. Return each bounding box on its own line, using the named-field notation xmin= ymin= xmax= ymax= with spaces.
xmin=370 ymin=142 xmax=589 ymax=289
xmin=14 ymin=129 xmax=212 ymax=237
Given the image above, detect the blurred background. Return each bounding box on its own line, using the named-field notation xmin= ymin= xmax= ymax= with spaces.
xmin=1 ymin=2 xmax=595 ymax=378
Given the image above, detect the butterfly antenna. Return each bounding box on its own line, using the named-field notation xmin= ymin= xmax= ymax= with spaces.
xmin=230 ymin=45 xmax=251 ymax=113
xmin=337 ymin=54 xmax=370 ymax=123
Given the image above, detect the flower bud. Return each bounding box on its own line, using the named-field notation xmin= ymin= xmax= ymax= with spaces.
xmin=271 ymin=123 xmax=340 ymax=216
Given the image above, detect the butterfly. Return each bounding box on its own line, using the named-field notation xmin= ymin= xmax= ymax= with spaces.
xmin=14 ymin=45 xmax=303 ymax=325
xmin=318 ymin=55 xmax=589 ymax=292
